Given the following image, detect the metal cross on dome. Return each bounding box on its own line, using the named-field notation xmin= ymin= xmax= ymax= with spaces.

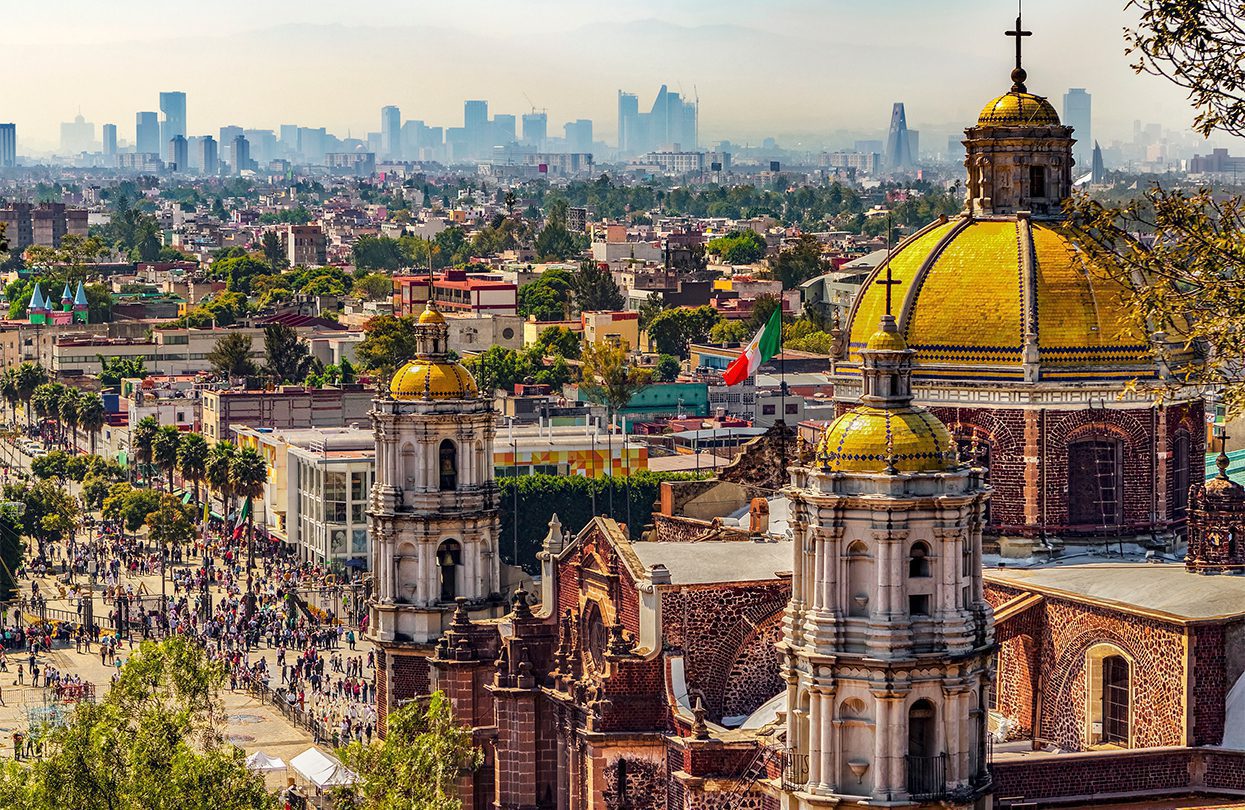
xmin=1007 ymin=2 xmax=1032 ymax=74
xmin=875 ymin=262 xmax=901 ymax=316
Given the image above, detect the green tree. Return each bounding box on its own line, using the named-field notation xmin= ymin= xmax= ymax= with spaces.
xmin=0 ymin=635 xmax=274 ymax=810
xmin=58 ymin=386 xmax=82 ymax=452
xmin=352 ymin=236 xmax=408 ymax=271
xmin=517 ymin=268 xmax=574 ymax=322
xmin=207 ymin=333 xmax=258 ymax=380
xmin=356 ymin=315 xmax=420 ymax=385
xmin=260 ymin=230 xmax=287 ymax=271
xmin=152 ymin=425 xmax=182 ymax=493
xmin=578 ymin=339 xmax=652 ymax=431
xmin=708 ymin=319 xmax=751 ymax=345
xmin=535 ymin=326 xmax=582 ymax=360
xmin=645 ymin=306 xmax=721 ymax=358
xmin=571 ymin=259 xmax=624 ymax=312
xmin=81 ymin=473 xmax=111 ymax=511
xmin=353 ymin=272 xmax=395 ymax=301
xmin=534 ymin=198 xmax=578 ymax=261
xmin=333 ymin=693 xmax=481 ymax=810
xmin=0 ymin=503 xmax=23 ymax=601
xmin=0 ymin=368 xmax=18 ymax=424
xmin=748 ymin=293 xmax=784 ymax=331
xmin=212 ymin=254 xmax=271 ymax=294
xmin=263 ymin=323 xmax=320 ymax=383
xmin=653 ymin=354 xmax=682 ymax=382
xmin=769 ymin=234 xmax=828 ymax=289
xmin=205 ymin=442 xmax=237 ymax=523
xmin=98 ymin=356 xmax=148 ymax=386
xmin=130 ymin=415 xmax=159 ymax=485
xmin=177 ymin=433 xmax=209 ymax=506
xmin=14 ymin=363 xmax=47 ymax=428
xmin=230 ymin=447 xmax=268 ymax=591
xmin=706 ymin=229 xmax=767 ymax=264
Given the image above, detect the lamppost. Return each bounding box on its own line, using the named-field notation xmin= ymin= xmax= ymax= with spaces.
xmin=83 ymin=558 xmax=96 ymax=636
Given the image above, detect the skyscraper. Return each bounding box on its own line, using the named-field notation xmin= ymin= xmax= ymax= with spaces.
xmin=167 ymin=135 xmax=188 ymax=171
xmin=492 ymin=114 xmax=516 ymax=146
xmin=884 ymin=102 xmax=913 ymax=171
xmin=199 ymin=136 xmax=219 ymax=176
xmin=522 ymin=112 xmax=547 ymax=149
xmin=0 ymin=124 xmax=15 ymax=168
xmin=1063 ymin=88 xmax=1092 ymax=170
xmin=60 ymin=115 xmax=95 ymax=155
xmin=102 ymin=124 xmax=117 ymax=157
xmin=564 ymin=119 xmax=593 ymax=153
xmin=380 ymin=105 xmax=401 ymax=158
xmin=464 ymin=100 xmax=489 ymax=158
xmin=159 ymin=91 xmax=187 ymax=145
xmin=1091 ymin=140 xmax=1105 ymax=184
xmin=617 ymin=91 xmax=639 ymax=155
xmin=136 ymin=111 xmax=160 ymax=155
xmin=232 ymin=135 xmax=250 ymax=174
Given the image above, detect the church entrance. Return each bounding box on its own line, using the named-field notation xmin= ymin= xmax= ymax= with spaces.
xmin=1067 ymin=439 xmax=1123 ymax=528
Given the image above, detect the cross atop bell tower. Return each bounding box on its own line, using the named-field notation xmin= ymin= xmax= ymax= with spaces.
xmin=1006 ymin=2 xmax=1032 ymax=91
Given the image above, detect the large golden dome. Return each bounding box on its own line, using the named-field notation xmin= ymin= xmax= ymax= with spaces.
xmin=978 ymin=91 xmax=1060 ymax=127
xmin=843 ymin=217 xmax=1167 ymax=382
xmin=390 ymin=360 xmax=478 ymax=400
xmin=818 ymin=405 xmax=956 ymax=474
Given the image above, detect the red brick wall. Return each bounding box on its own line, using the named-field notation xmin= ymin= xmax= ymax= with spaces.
xmin=992 ymin=748 xmax=1245 ymax=804
xmin=1191 ymin=623 xmax=1227 ymax=746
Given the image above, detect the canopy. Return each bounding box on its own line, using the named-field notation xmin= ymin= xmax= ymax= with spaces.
xmin=245 ymin=751 xmax=286 ymax=772
xmin=290 ymin=747 xmax=356 ymax=788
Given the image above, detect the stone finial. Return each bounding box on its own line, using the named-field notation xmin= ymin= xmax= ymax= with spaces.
xmin=511 ymin=588 xmax=533 ymax=621
xmin=451 ymin=596 xmax=472 ymax=631
xmin=607 ymin=622 xmax=634 ymax=657
xmin=543 ymin=513 xmax=565 ymax=555
xmin=691 ymin=696 xmax=710 ymax=740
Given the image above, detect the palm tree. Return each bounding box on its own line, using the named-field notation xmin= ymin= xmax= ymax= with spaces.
xmin=1 ymin=368 xmax=19 ymax=425
xmin=59 ymin=387 xmax=82 ymax=453
xmin=15 ymin=363 xmax=47 ymax=428
xmin=230 ymin=446 xmax=268 ymax=593
xmin=205 ymin=440 xmax=237 ymax=527
xmin=151 ymin=425 xmax=182 ymax=493
xmin=131 ymin=415 xmax=159 ymax=484
xmin=76 ymin=393 xmax=106 ymax=456
xmin=177 ymin=433 xmax=209 ymax=507
xmin=31 ymin=383 xmax=63 ymax=443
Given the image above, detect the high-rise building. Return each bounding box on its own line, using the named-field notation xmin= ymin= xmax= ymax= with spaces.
xmin=1063 ymin=88 xmax=1092 ymax=170
xmin=492 ymin=114 xmax=516 ymax=146
xmin=0 ymin=124 xmax=15 ymax=168
xmin=380 ymin=105 xmax=401 ymax=158
xmin=464 ymin=100 xmax=489 ymax=158
xmin=884 ymin=102 xmax=913 ymax=171
xmin=564 ymin=119 xmax=593 ymax=154
xmin=101 ymin=124 xmax=117 ymax=157
xmin=232 ymin=135 xmax=250 ymax=174
xmin=167 ymin=135 xmax=188 ymax=172
xmin=1091 ymin=140 xmax=1105 ymax=184
xmin=199 ymin=136 xmax=219 ymax=176
xmin=136 ymin=112 xmax=160 ymax=155
xmin=159 ymin=91 xmax=187 ymax=145
xmin=60 ymin=115 xmax=95 ymax=155
xmin=617 ymin=91 xmax=639 ymax=154
xmin=616 ymin=86 xmax=696 ymax=156
xmin=521 ymin=112 xmax=547 ymax=149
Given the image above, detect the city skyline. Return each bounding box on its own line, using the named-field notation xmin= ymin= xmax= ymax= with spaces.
xmin=3 ymin=0 xmax=1228 ymax=153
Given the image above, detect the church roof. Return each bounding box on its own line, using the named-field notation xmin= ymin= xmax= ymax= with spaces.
xmin=630 ymin=540 xmax=791 ymax=585
xmin=977 ymin=91 xmax=1061 ymax=127
xmin=389 ymin=360 xmax=478 ymax=400
xmin=986 ymin=562 xmax=1245 ymax=623
xmin=843 ymin=217 xmax=1170 ymax=382
xmin=817 ymin=405 xmax=956 ymax=474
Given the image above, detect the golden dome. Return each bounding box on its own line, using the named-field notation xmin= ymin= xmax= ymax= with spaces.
xmin=418 ymin=304 xmax=447 ymax=325
xmin=818 ymin=405 xmax=956 ymax=474
xmin=844 ymin=217 xmax=1168 ymax=382
xmin=865 ymin=326 xmax=909 ymax=352
xmin=978 ymin=92 xmax=1061 ymax=127
xmin=390 ymin=359 xmax=478 ymax=400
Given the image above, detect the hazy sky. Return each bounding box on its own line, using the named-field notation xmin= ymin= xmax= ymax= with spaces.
xmin=7 ymin=0 xmax=1219 ymax=152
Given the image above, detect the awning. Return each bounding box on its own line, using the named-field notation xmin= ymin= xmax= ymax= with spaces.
xmin=290 ymin=747 xmax=356 ymax=788
xmin=180 ymin=492 xmax=193 ymax=505
xmin=245 ymin=751 xmax=286 ymax=772
xmin=209 ymin=510 xmax=224 ymax=521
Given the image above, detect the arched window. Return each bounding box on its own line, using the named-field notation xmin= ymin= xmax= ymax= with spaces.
xmin=847 ymin=541 xmax=871 ymax=618
xmin=908 ymin=542 xmax=931 ymax=578
xmin=1067 ymin=438 xmax=1123 ymax=527
xmin=401 ymin=443 xmax=418 ymax=488
xmin=437 ymin=540 xmax=461 ymax=602
xmin=907 ymin=699 xmax=941 ymax=797
xmin=439 ymin=439 xmax=458 ymax=491
xmin=583 ymin=601 xmax=606 ymax=669
xmin=1086 ymin=644 xmax=1131 ymax=747
xmin=1029 ymin=165 xmax=1047 ymax=198
xmin=1172 ymin=433 xmax=1190 ymax=517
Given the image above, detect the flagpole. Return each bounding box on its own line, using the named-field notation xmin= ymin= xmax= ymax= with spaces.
xmin=779 ymin=302 xmax=787 ymax=474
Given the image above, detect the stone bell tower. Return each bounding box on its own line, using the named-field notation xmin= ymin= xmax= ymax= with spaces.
xmin=779 ymin=312 xmax=994 ymax=809
xmin=368 ymin=301 xmax=504 ymax=731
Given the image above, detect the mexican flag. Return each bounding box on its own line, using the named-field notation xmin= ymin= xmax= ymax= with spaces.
xmin=724 ymin=308 xmax=782 ymax=386
xmin=232 ymin=496 xmax=252 ymax=540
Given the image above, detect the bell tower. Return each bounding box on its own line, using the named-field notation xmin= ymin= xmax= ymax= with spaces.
xmin=368 ymin=301 xmax=504 ymax=731
xmin=779 ymin=313 xmax=994 ymax=808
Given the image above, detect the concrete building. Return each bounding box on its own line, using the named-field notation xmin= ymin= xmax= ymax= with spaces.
xmin=59 ymin=114 xmax=94 ymax=155
xmin=521 ymin=112 xmax=547 ymax=148
xmin=885 ymin=101 xmax=913 ymax=170
xmin=392 ymin=270 xmax=517 ymax=318
xmin=101 ymin=123 xmax=117 ymax=157
xmin=0 ymin=124 xmax=14 ymax=168
xmin=166 ymin=135 xmax=188 ymax=172
xmin=0 ymin=203 xmax=88 ymax=252
xmin=135 ymin=111 xmax=160 ymax=156
xmin=159 ymin=91 xmax=187 ymax=145
xmin=380 ymin=105 xmax=401 ymax=158
xmin=201 ymin=385 xmax=373 ymax=442
xmin=285 ymin=224 xmax=327 ymax=267
xmin=1063 ymin=87 xmax=1092 ymax=170
xmin=199 ymin=135 xmax=218 ymax=176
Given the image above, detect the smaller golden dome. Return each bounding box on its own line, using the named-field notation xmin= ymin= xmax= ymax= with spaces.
xmin=418 ymin=304 xmax=447 ymax=325
xmin=818 ymin=405 xmax=956 ymax=474
xmin=390 ymin=360 xmax=478 ymax=400
xmin=978 ymin=92 xmax=1060 ymax=127
xmin=865 ymin=327 xmax=908 ymax=353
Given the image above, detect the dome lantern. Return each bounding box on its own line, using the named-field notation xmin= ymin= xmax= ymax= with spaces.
xmin=388 ymin=300 xmax=480 ymax=400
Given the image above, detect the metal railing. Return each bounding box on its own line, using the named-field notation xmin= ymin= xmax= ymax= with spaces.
xmin=781 ymin=748 xmax=809 ymax=791
xmin=906 ymin=753 xmax=947 ymax=800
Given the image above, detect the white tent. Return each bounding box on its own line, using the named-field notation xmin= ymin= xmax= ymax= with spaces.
xmin=290 ymin=747 xmax=357 ymax=788
xmin=245 ymin=751 xmax=287 ymax=772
